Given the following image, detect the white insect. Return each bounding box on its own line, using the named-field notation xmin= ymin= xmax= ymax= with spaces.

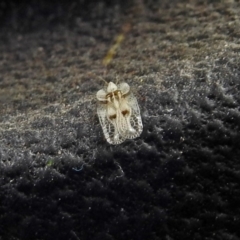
xmin=96 ymin=82 xmax=143 ymax=145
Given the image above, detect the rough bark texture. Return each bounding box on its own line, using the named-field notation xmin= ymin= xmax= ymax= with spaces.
xmin=0 ymin=0 xmax=240 ymax=240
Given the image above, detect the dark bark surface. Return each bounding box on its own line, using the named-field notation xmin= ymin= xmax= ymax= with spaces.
xmin=0 ymin=1 xmax=240 ymax=240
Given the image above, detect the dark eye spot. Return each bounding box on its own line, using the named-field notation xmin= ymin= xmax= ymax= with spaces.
xmin=122 ymin=110 xmax=129 ymax=116
xmin=109 ymin=114 xmax=117 ymax=120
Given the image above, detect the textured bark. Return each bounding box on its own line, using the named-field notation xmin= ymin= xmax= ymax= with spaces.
xmin=0 ymin=1 xmax=239 ymax=240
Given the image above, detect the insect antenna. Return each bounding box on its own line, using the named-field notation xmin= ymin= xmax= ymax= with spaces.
xmin=115 ymin=75 xmax=120 ymax=85
xmin=87 ymin=72 xmax=109 ymax=87
xmin=98 ymin=76 xmax=108 ymax=85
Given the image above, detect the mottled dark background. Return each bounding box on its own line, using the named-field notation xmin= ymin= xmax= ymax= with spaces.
xmin=0 ymin=0 xmax=240 ymax=240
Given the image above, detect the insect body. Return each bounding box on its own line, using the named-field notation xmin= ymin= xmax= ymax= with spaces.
xmin=96 ymin=82 xmax=143 ymax=144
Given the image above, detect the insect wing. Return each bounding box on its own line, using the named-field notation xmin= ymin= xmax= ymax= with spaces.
xmin=96 ymin=89 xmax=107 ymax=101
xmin=97 ymin=103 xmax=125 ymax=145
xmin=125 ymin=92 xmax=143 ymax=138
xmin=117 ymin=82 xmax=130 ymax=95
